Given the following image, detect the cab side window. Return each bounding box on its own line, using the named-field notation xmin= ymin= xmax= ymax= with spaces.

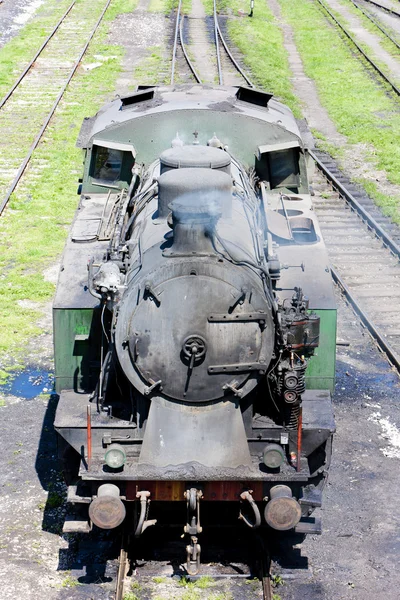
xmin=93 ymin=147 xmax=123 ymax=184
xmin=90 ymin=145 xmax=135 ymax=189
xmin=268 ymin=149 xmax=299 ymax=190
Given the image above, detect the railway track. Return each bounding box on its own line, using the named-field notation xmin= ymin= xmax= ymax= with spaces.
xmin=0 ymin=0 xmax=112 ymax=216
xmin=359 ymin=0 xmax=400 ymax=19
xmin=311 ymin=149 xmax=400 ymax=370
xmin=351 ymin=0 xmax=400 ymax=50
xmin=171 ymin=0 xmax=253 ymax=87
xmin=114 ymin=529 xmax=274 ymax=600
xmin=315 ymin=0 xmax=400 ymax=97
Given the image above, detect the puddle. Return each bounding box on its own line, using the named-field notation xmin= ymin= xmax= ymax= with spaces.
xmin=0 ymin=368 xmax=54 ymax=399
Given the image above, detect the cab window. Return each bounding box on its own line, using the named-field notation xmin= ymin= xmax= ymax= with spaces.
xmin=268 ymin=148 xmax=299 ymax=190
xmin=93 ymin=147 xmax=123 ymax=184
xmin=90 ymin=144 xmax=135 ymax=189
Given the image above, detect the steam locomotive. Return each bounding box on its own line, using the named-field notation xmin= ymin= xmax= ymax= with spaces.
xmin=53 ymin=85 xmax=336 ymax=571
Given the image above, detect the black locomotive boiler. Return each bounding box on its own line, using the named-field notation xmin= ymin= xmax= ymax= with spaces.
xmin=53 ymin=85 xmax=336 ymax=571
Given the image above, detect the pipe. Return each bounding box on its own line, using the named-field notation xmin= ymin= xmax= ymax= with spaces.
xmin=87 ymin=404 xmax=92 ymax=465
xmin=135 ymin=491 xmax=157 ymax=537
xmin=239 ymin=490 xmax=261 ymax=528
xmin=297 ymin=405 xmax=303 ymax=473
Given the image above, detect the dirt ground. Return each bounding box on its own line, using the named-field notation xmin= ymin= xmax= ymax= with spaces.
xmin=1 ymin=1 xmax=400 ymax=599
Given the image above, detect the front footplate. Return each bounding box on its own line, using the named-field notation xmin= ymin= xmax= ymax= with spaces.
xmin=295 ymin=516 xmax=322 ymax=535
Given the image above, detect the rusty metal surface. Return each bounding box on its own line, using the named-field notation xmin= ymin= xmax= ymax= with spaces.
xmin=125 ymin=481 xmax=264 ymax=501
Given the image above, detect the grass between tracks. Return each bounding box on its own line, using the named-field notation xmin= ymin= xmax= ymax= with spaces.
xmin=277 ymin=0 xmax=400 ymax=221
xmin=0 ymin=0 xmax=137 ymax=379
xmin=203 ymin=0 xmax=300 ymax=114
xmin=334 ymin=0 xmax=400 ymax=62
xmin=207 ymin=0 xmax=400 ymax=220
xmin=150 ymin=0 xmax=192 ymax=12
xmin=316 ymin=0 xmax=400 ymax=89
xmin=0 ymin=0 xmax=75 ymax=100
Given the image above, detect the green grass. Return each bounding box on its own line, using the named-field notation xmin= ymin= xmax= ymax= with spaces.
xmin=318 ymin=0 xmax=400 ymax=88
xmin=194 ymin=576 xmax=215 ymax=589
xmin=335 ymin=0 xmax=400 ymax=60
xmin=0 ymin=0 xmax=137 ymax=367
xmin=0 ymin=0 xmax=74 ymax=99
xmin=181 ymin=591 xmax=201 ymax=600
xmin=278 ymin=0 xmax=400 ymax=221
xmin=61 ymin=573 xmax=81 ymax=588
xmin=152 ymin=576 xmax=168 ymax=584
xmin=133 ymin=46 xmax=168 ymax=86
xmin=122 ymin=593 xmax=140 ymax=600
xmin=151 ymin=0 xmax=191 ymax=13
xmin=202 ymin=0 xmax=300 ymax=114
xmin=46 ymin=491 xmax=64 ymax=509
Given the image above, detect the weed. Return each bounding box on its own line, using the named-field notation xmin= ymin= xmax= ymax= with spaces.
xmin=0 ymin=398 xmax=5 ymax=408
xmin=181 ymin=591 xmax=201 ymax=600
xmin=130 ymin=580 xmax=143 ymax=591
xmin=152 ymin=576 xmax=167 ymax=584
xmin=245 ymin=577 xmax=260 ymax=592
xmin=122 ymin=593 xmax=141 ymax=600
xmin=47 ymin=492 xmax=64 ymax=509
xmin=133 ymin=45 xmax=167 ymax=86
xmin=272 ymin=574 xmax=284 ymax=587
xmin=194 ymin=575 xmax=215 ymax=589
xmin=61 ymin=574 xmax=80 ymax=588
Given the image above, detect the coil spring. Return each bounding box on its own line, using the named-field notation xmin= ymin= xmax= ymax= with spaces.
xmin=294 ymin=362 xmax=307 ymax=395
xmin=285 ymin=403 xmax=300 ymax=430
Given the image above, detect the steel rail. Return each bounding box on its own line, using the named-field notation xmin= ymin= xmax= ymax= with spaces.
xmin=172 ymin=1 xmax=253 ymax=88
xmin=309 ymin=150 xmax=400 ymax=258
xmin=216 ymin=21 xmax=254 ymax=87
xmin=315 ymin=0 xmax=400 ymax=97
xmin=256 ymin=534 xmax=273 ymax=600
xmin=115 ymin=534 xmax=129 ymax=600
xmin=0 ymin=1 xmax=77 ymax=111
xmin=311 ymin=150 xmax=400 ymax=371
xmin=170 ymin=0 xmax=182 ymax=84
xmin=331 ymin=266 xmax=400 ymax=370
xmin=351 ymin=0 xmax=400 ymax=51
xmin=214 ymin=0 xmax=223 ymax=85
xmin=0 ymin=0 xmax=113 ymax=217
xmin=360 ymin=0 xmax=400 ymax=18
xmin=179 ymin=15 xmax=202 ymax=83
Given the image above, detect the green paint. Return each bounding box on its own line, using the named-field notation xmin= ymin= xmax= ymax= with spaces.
xmin=306 ymin=309 xmax=337 ymax=393
xmin=53 ymin=308 xmax=100 ymax=393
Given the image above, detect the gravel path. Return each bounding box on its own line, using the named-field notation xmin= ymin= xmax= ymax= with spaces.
xmin=0 ymin=0 xmax=44 ymax=49
xmin=325 ymin=0 xmax=400 ymax=83
xmin=267 ymin=0 xmax=400 ymax=210
xmin=268 ymin=0 xmax=346 ymax=146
